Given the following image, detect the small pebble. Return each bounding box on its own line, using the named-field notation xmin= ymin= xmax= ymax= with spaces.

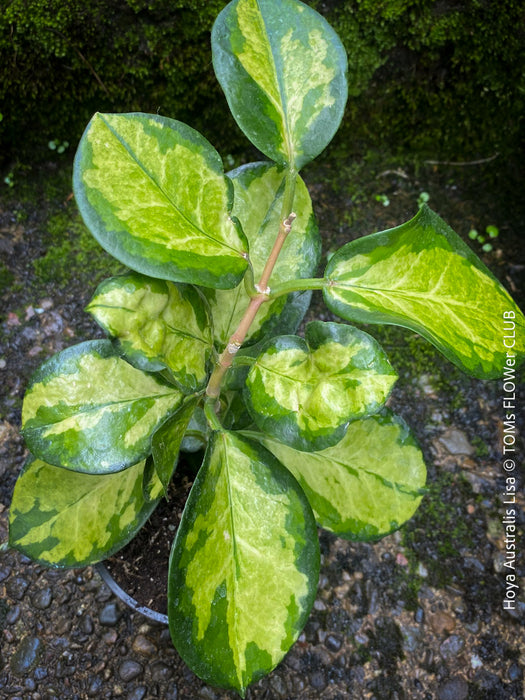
xmin=165 ymin=682 xmax=179 ymax=700
xmin=103 ymin=629 xmax=118 ymax=645
xmin=150 ymin=661 xmax=172 ymax=682
xmin=81 ymin=614 xmax=94 ymax=634
xmin=127 ymin=687 xmax=146 ymax=700
xmin=87 ymin=675 xmax=103 ymax=697
xmin=34 ymin=666 xmax=48 ymax=680
xmin=118 ymin=660 xmax=144 ymax=682
xmin=132 ymin=634 xmax=157 ymax=656
xmin=269 ymin=674 xmax=287 ymax=697
xmin=6 ymin=604 xmax=21 ymax=624
xmin=508 ymin=662 xmax=523 ymax=681
xmin=32 ymin=586 xmax=53 ymax=610
xmin=99 ymin=602 xmax=120 ymax=626
xmin=437 ymin=428 xmax=474 ymax=455
xmin=429 ymin=611 xmax=456 ymax=636
xmin=325 ymin=634 xmax=342 ymax=652
xmin=310 ymin=671 xmax=327 ymax=690
xmin=470 ymin=654 xmax=483 ymax=669
xmin=439 ymin=634 xmax=465 ymax=660
xmin=6 ymin=576 xmax=30 ymax=600
xmin=10 ymin=636 xmax=42 ymax=675
xmin=436 ymin=677 xmax=469 ymax=700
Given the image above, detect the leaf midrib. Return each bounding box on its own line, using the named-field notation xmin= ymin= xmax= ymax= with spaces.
xmin=253 ymin=0 xmax=295 ymax=166
xmin=98 ymin=115 xmax=243 ymax=256
xmin=26 ymin=391 xmax=179 ymax=431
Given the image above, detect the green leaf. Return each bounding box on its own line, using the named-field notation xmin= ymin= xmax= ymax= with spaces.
xmin=244 ymin=321 xmax=397 ymax=451
xmin=22 ymin=340 xmax=182 ymax=474
xmin=256 ymin=410 xmax=426 ymax=541
xmin=212 ymin=0 xmax=347 ymax=169
xmin=168 ymin=431 xmax=319 ymax=695
xmin=204 ymin=162 xmax=321 ymax=350
xmin=8 ymin=456 xmax=163 ymax=567
xmin=73 ymin=112 xmax=249 ymax=289
xmin=324 ymin=205 xmax=525 ymax=378
xmin=151 ymin=397 xmax=199 ymax=493
xmin=86 ymin=272 xmax=214 ymax=392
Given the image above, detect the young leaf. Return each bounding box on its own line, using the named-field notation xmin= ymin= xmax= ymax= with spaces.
xmin=324 ymin=205 xmax=525 ymax=379
xmin=204 ymin=163 xmax=321 ymax=349
xmin=22 ymin=340 xmax=182 ymax=474
xmin=9 ymin=456 xmax=163 ymax=567
xmin=151 ymin=398 xmax=199 ymax=493
xmin=86 ymin=272 xmax=213 ymax=392
xmin=168 ymin=432 xmax=319 ymax=696
xmin=212 ymin=0 xmax=347 ymax=169
xmin=244 ymin=321 xmax=397 ymax=451
xmin=256 ymin=410 xmax=426 ymax=540
xmin=73 ymin=112 xmax=249 ymax=289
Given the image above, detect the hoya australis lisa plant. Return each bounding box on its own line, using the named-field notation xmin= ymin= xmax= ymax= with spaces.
xmin=9 ymin=0 xmax=525 ymax=695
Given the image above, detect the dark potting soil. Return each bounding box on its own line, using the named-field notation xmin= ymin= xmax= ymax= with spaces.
xmin=103 ymin=463 xmax=196 ymax=617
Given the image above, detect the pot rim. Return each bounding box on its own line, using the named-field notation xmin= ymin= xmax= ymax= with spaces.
xmin=95 ymin=561 xmax=169 ymax=625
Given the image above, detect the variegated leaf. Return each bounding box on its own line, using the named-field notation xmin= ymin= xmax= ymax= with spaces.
xmin=204 ymin=163 xmax=321 ymax=350
xmin=212 ymin=0 xmax=347 ymax=169
xmin=324 ymin=205 xmax=525 ymax=378
xmin=256 ymin=411 xmax=426 ymax=540
xmin=181 ymin=405 xmax=210 ymax=453
xmin=8 ymin=456 xmax=163 ymax=567
xmin=244 ymin=321 xmax=397 ymax=451
xmin=151 ymin=397 xmax=199 ymax=493
xmin=168 ymin=432 xmax=319 ymax=695
xmin=22 ymin=340 xmax=182 ymax=474
xmin=86 ymin=272 xmax=213 ymax=392
xmin=73 ymin=112 xmax=249 ymax=289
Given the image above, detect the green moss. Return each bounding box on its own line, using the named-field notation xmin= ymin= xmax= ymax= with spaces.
xmin=402 ymin=471 xmax=477 ymax=587
xmin=0 ymin=262 xmax=14 ymax=295
xmin=33 ymin=210 xmax=123 ymax=289
xmin=2 ymin=1 xmax=523 ymax=166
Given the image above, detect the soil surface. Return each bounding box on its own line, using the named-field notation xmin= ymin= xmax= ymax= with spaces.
xmin=0 ymin=152 xmax=524 ymax=699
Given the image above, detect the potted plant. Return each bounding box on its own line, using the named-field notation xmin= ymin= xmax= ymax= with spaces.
xmin=8 ymin=0 xmax=524 ymax=695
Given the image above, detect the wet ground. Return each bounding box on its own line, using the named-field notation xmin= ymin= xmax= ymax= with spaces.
xmin=0 ymin=151 xmax=524 ymax=699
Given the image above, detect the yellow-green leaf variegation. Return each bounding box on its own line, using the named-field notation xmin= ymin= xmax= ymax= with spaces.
xmin=74 ymin=112 xmax=249 ymax=289
xmin=9 ymin=457 xmax=163 ymax=567
xmin=21 ymin=340 xmax=183 ymax=474
xmin=212 ymin=0 xmax=347 ymax=170
xmin=256 ymin=410 xmax=427 ymax=540
xmin=168 ymin=431 xmax=319 ymax=696
xmin=244 ymin=321 xmax=397 ymax=451
xmin=325 ymin=205 xmax=525 ymax=378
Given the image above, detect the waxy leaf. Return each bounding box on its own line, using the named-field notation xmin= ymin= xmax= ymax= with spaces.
xmin=244 ymin=321 xmax=397 ymax=451
xmin=168 ymin=432 xmax=319 ymax=696
xmin=151 ymin=398 xmax=199 ymax=493
xmin=212 ymin=0 xmax=347 ymax=169
xmin=74 ymin=112 xmax=249 ymax=289
xmin=9 ymin=456 xmax=163 ymax=567
xmin=205 ymin=163 xmax=321 ymax=349
xmin=22 ymin=340 xmax=182 ymax=474
xmin=87 ymin=272 xmax=213 ymax=392
xmin=257 ymin=411 xmax=426 ymax=540
xmin=325 ymin=205 xmax=525 ymax=378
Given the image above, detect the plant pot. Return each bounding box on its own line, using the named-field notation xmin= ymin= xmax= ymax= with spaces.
xmin=95 ymin=561 xmax=168 ymax=624
xmin=95 ymin=464 xmax=195 ymax=625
